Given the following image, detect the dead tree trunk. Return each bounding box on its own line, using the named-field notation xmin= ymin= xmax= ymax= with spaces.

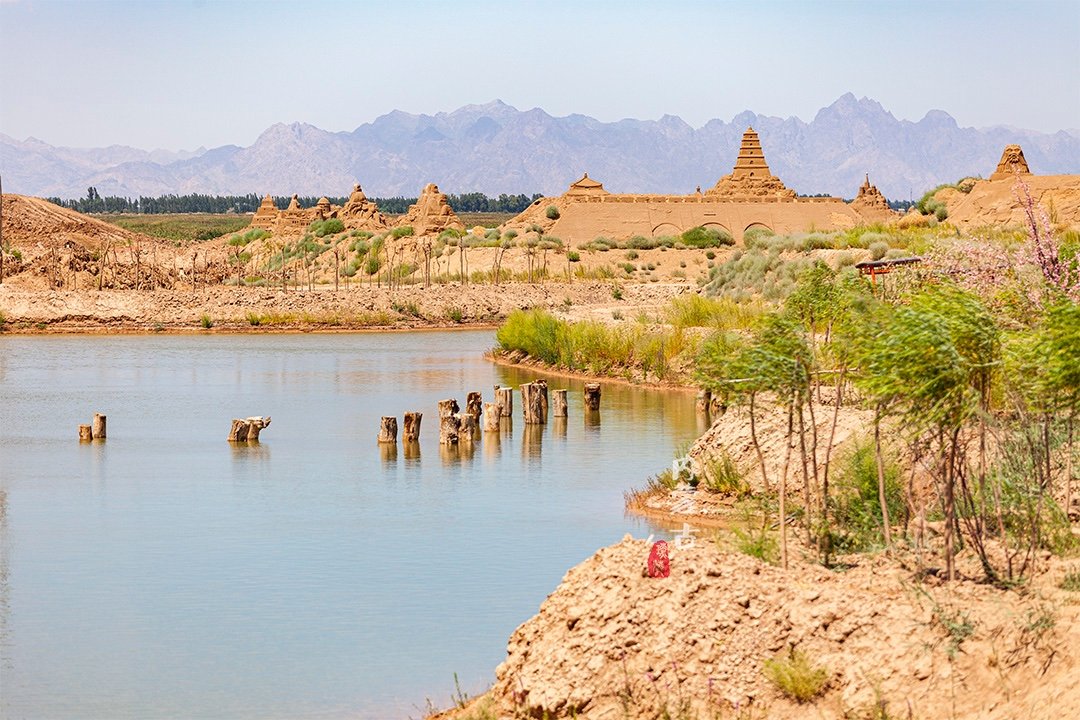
xmin=378 ymin=416 xmax=398 ymax=444
xmin=551 ymin=389 xmax=568 ymax=417
xmin=466 ymin=391 xmax=483 ymax=423
xmin=78 ymin=424 xmax=93 ymax=441
xmin=521 ymin=381 xmax=548 ymax=424
xmin=495 ymin=386 xmax=513 ymax=417
xmin=438 ymin=399 xmax=460 ymax=444
xmin=403 ymin=412 xmax=422 ymax=442
xmin=583 ymin=383 xmax=602 ymax=411
xmin=695 ymin=389 xmax=711 ymax=414
xmin=459 ymin=413 xmax=477 ymax=444
xmin=92 ymin=413 xmax=107 ymax=440
xmin=482 ymin=402 xmax=501 ymax=432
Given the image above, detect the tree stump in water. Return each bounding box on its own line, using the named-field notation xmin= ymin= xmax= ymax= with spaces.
xmin=378 ymin=416 xmax=398 ymax=443
xmin=78 ymin=424 xmax=93 ymax=441
xmin=466 ymin=392 xmax=483 ymax=422
xmin=92 ymin=413 xmax=107 ymax=439
xmin=482 ymin=402 xmax=501 ymax=432
xmin=459 ymin=413 xmax=477 ymax=444
xmin=228 ymin=416 xmax=271 ymax=442
xmin=403 ymin=412 xmax=422 ymax=442
xmin=438 ymin=399 xmax=459 ymax=420
xmin=495 ymin=386 xmax=513 ymax=417
xmin=584 ymin=383 xmax=602 ymax=411
xmin=521 ymin=381 xmax=548 ymax=424
xmin=551 ymin=389 xmax=568 ymax=417
xmin=439 ymin=413 xmax=461 ymax=445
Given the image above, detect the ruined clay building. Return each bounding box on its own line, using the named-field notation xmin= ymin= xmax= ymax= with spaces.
xmin=249 ymin=183 xmax=463 ymax=237
xmin=505 ymin=127 xmax=895 ymax=243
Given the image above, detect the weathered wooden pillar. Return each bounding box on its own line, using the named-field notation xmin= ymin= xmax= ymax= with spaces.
xmin=228 ymin=419 xmax=249 ymax=442
xmin=584 ymin=383 xmax=602 ymax=411
xmin=403 ymin=411 xmax=422 ymax=442
xmin=521 ymin=381 xmax=548 ymax=424
xmin=695 ymin=389 xmax=711 ymax=414
xmin=496 ymin=386 xmax=513 ymax=417
xmin=709 ymin=395 xmax=725 ymax=416
xmin=482 ymin=402 xmax=501 ymax=432
xmin=459 ymin=413 xmax=477 ymax=445
xmin=78 ymin=424 xmax=93 ymax=441
xmin=92 ymin=413 xmax=107 ymax=439
xmin=378 ymin=416 xmax=398 ymax=443
xmin=438 ymin=398 xmax=459 ymax=420
xmin=246 ymin=417 xmax=269 ymax=441
xmin=551 ymin=389 xmax=568 ymax=417
xmin=466 ymin=392 xmax=483 ymax=422
xmin=439 ymin=414 xmax=461 ymax=445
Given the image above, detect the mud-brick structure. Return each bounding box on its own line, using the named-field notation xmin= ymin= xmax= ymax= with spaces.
xmin=849 ymin=174 xmax=893 ymax=221
xmin=506 ymin=128 xmax=893 ymax=243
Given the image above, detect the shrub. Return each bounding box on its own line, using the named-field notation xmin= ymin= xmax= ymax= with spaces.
xmin=699 ymin=451 xmax=750 ymax=495
xmin=705 ymin=250 xmax=716 ymax=260
xmin=828 ymin=440 xmax=904 ymax=551
xmin=199 ymin=314 xmax=213 ymax=329
xmin=611 ymin=285 xmax=624 ymax=300
xmin=545 ymin=205 xmax=560 ymax=220
xmin=1060 ymin=568 xmax=1080 ymax=592
xmin=567 ymin=250 xmax=581 ymax=262
xmin=245 ymin=312 xmax=262 ymax=326
xmin=496 ymin=308 xmax=563 ymax=364
xmin=743 ymin=226 xmax=776 ymax=249
xmin=625 ymin=250 xmax=639 ymax=260
xmin=763 ymin=648 xmax=829 ymax=703
xmin=391 ymin=225 xmax=414 ymax=239
xmin=682 ymin=225 xmax=735 ymax=248
xmin=868 ymin=240 xmax=890 ymax=260
xmin=732 ymin=525 xmax=779 ymax=565
xmin=310 ymin=218 xmax=344 ymax=237
xmin=444 ymin=306 xmax=464 ymax=323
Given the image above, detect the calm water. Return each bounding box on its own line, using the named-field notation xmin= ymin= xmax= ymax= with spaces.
xmin=0 ymin=331 xmax=703 ymax=719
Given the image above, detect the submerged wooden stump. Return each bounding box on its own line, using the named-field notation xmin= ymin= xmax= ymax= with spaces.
xmin=439 ymin=413 xmax=461 ymax=445
xmin=459 ymin=413 xmax=477 ymax=444
xmin=438 ymin=398 xmax=459 ymax=419
xmin=228 ymin=416 xmax=271 ymax=442
xmin=466 ymin=392 xmax=483 ymax=422
xmin=584 ymin=383 xmax=602 ymax=411
xmin=495 ymin=386 xmax=513 ymax=417
xmin=92 ymin=413 xmax=107 ymax=440
xmin=521 ymin=381 xmax=548 ymax=424
xmin=78 ymin=424 xmax=93 ymax=441
xmin=378 ymin=416 xmax=398 ymax=444
xmin=551 ymin=389 xmax=568 ymax=417
xmin=482 ymin=402 xmax=501 ymax=432
xmin=403 ymin=411 xmax=422 ymax=442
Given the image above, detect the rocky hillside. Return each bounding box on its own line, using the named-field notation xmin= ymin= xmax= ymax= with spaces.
xmin=4 ymin=95 xmax=1078 ymax=202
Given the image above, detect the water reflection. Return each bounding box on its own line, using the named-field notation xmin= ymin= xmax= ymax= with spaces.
xmin=584 ymin=409 xmax=601 ymax=428
xmin=522 ymin=424 xmax=544 ymax=458
xmin=403 ymin=440 xmax=421 ymax=462
xmin=379 ymin=443 xmax=398 ymax=464
xmin=552 ymin=417 xmax=567 ymax=438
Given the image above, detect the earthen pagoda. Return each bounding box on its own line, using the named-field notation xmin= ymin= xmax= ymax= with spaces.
xmin=705 ymin=128 xmax=797 ymax=201
xmin=849 ymin=174 xmax=892 ymax=219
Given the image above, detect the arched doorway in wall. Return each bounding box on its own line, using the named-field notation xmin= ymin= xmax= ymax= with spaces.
xmin=742 ymin=222 xmax=775 ymax=246
xmin=702 ymin=222 xmax=734 ymax=244
xmin=652 ymin=222 xmax=681 ymax=237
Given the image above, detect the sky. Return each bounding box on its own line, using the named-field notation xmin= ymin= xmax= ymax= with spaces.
xmin=1 ymin=0 xmax=1078 ymax=151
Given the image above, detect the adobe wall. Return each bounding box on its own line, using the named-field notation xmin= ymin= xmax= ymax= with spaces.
xmin=543 ymin=195 xmax=864 ymax=243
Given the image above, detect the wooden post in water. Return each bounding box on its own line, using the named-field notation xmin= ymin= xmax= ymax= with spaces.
xmin=584 ymin=383 xmax=602 ymax=411
xmin=228 ymin=419 xmax=249 ymax=442
xmin=377 ymin=416 xmax=398 ymax=444
xmin=482 ymin=402 xmax=501 ymax=432
xmin=551 ymin=389 xmax=568 ymax=417
xmin=495 ymin=386 xmax=513 ymax=417
xmin=403 ymin=411 xmax=422 ymax=442
xmin=521 ymin=381 xmax=548 ymax=424
xmin=438 ymin=399 xmax=460 ymax=445
xmin=466 ymin=392 xmax=483 ymax=423
xmin=228 ymin=416 xmax=270 ymax=442
xmin=78 ymin=424 xmax=93 ymax=441
xmin=92 ymin=413 xmax=107 ymax=440
xmin=459 ymin=413 xmax=477 ymax=445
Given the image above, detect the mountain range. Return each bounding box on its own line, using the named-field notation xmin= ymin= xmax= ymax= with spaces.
xmin=2 ymin=94 xmax=1078 ymax=202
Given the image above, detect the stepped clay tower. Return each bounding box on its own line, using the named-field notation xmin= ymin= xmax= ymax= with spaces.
xmin=989 ymin=144 xmax=1032 ymax=181
xmin=850 ymin=174 xmax=893 ymax=220
xmin=705 ymin=128 xmax=797 ymax=201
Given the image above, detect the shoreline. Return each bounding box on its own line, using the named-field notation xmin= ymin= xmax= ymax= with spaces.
xmin=486 ymin=348 xmax=699 ymax=393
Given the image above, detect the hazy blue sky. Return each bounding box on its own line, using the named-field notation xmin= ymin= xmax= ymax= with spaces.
xmin=1 ymin=0 xmax=1078 ymax=150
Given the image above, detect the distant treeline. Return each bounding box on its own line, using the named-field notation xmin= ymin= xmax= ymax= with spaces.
xmin=46 ymin=188 xmax=913 ymax=214
xmin=45 ymin=188 xmax=544 ymax=216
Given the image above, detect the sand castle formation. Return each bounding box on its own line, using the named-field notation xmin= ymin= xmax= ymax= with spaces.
xmin=503 ymin=128 xmax=896 ymax=243
xmin=988 ymin=144 xmax=1031 ymax=181
xmin=250 ymin=183 xmax=462 ymax=237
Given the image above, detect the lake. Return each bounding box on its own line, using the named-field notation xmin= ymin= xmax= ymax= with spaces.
xmin=0 ymin=330 xmax=703 ymax=719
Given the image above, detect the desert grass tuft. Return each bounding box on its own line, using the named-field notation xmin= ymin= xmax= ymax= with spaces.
xmin=763 ymin=648 xmax=829 ymax=703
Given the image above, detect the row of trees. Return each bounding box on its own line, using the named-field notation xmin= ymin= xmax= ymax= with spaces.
xmin=46 ymin=189 xmax=544 ymax=216
xmin=696 ymin=208 xmax=1078 ymax=583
